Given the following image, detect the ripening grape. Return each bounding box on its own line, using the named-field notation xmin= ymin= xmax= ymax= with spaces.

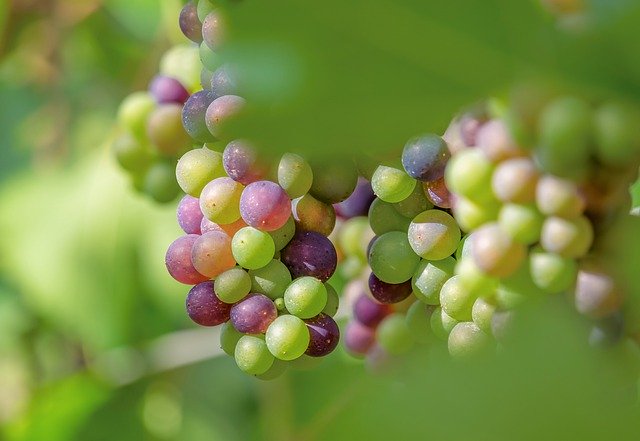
xmin=376 ymin=313 xmax=414 ymax=355
xmin=214 ymin=267 xmax=252 ymax=303
xmin=405 ymin=302 xmax=433 ymax=343
xmin=149 ymin=75 xmax=190 ymax=105
xmin=179 ymin=1 xmax=203 ymax=43
xmin=117 ymin=91 xmax=155 ymax=140
xmin=368 ymin=273 xmax=412 ymax=304
xmin=368 ymin=231 xmax=420 ymax=284
xmin=186 ymin=281 xmax=231 ymax=326
xmin=305 ymin=313 xmax=340 ymax=357
xmin=232 ymin=227 xmax=275 ymax=270
xmin=344 ymin=321 xmax=376 ymax=356
xmin=177 ymin=194 xmax=203 ymax=235
xmin=191 ymin=231 xmax=236 ymax=279
xmin=498 ymin=203 xmax=544 ymax=245
xmin=223 ymin=140 xmax=265 ymax=185
xmin=445 ymin=148 xmax=494 ymax=202
xmin=202 ymin=10 xmax=225 ymax=51
xmin=166 ymin=235 xmax=208 ymax=285
xmin=430 ymin=306 xmax=458 ymax=341
xmin=574 ymin=266 xmax=624 ymax=319
xmin=176 ymin=147 xmax=225 ymax=197
xmin=265 ymin=315 xmax=310 ymax=361
xmin=529 ymin=247 xmax=577 ymax=293
xmin=423 ymin=177 xmax=453 ymax=209
xmin=199 ymin=177 xmax=244 ymax=224
xmin=535 ymin=175 xmax=585 ymax=218
xmin=277 ymin=153 xmax=313 ymax=199
xmin=476 ymin=119 xmax=525 ymax=162
xmin=220 ymin=321 xmax=243 ymax=356
xmin=594 ymin=101 xmax=640 ymax=167
xmin=234 ymin=335 xmax=274 ymax=375
xmin=146 ymin=104 xmax=192 ymax=156
xmin=402 ymin=134 xmax=450 ymax=181
xmin=248 ymin=259 xmax=292 ymax=300
xmin=201 ymin=217 xmax=246 ymax=236
xmin=371 ymin=165 xmax=417 ymax=203
xmin=453 ymin=196 xmax=500 ymax=232
xmin=239 ymin=181 xmax=291 ymax=232
xmin=205 ymin=95 xmax=246 ymax=138
xmin=143 ymin=161 xmax=181 ymax=203
xmin=159 ymin=45 xmax=201 ymax=93
xmin=471 ymin=223 xmax=526 ymax=278
xmin=368 ymin=198 xmax=411 ymax=236
xmin=211 ymin=65 xmax=238 ymax=98
xmin=448 ymin=322 xmax=491 ymax=358
xmin=440 ymin=275 xmax=476 ymax=321
xmin=412 ymin=257 xmax=456 ymax=305
xmin=393 ymin=183 xmax=433 ymax=218
xmin=112 ymin=134 xmax=154 ymax=173
xmin=309 ymin=160 xmax=358 ymax=204
xmin=284 ymin=277 xmax=328 ymax=319
xmin=280 ymin=231 xmax=337 ymax=282
xmin=323 ymin=284 xmax=340 ymax=317
xmin=408 ymin=210 xmax=461 ymax=260
xmin=292 ymin=194 xmax=336 ymax=236
xmin=334 ymin=178 xmax=375 ymax=218
xmin=540 ymin=215 xmax=593 ymax=258
xmin=182 ymin=90 xmax=217 ymax=143
xmin=230 ymin=294 xmax=278 ymax=333
xmin=353 ymin=293 xmax=392 ymax=327
xmin=471 ymin=297 xmax=496 ymax=334
xmin=491 ymin=157 xmax=538 ymax=203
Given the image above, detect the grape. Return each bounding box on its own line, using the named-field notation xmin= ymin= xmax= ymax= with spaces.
xmin=412 ymin=257 xmax=456 ymax=305
xmin=471 ymin=223 xmax=526 ymax=278
xmin=588 ymin=313 xmax=624 ymax=347
xmin=191 ymin=231 xmax=236 ymax=279
xmin=309 ymin=160 xmax=358 ymax=204
xmin=165 ymin=235 xmax=208 ymax=285
xmin=376 ymin=313 xmax=414 ymax=355
xmin=211 ymin=65 xmax=238 ymax=98
xmin=452 ymin=196 xmax=500 ymax=232
xmin=281 ymin=231 xmax=337 ymax=282
xmin=445 ymin=148 xmax=494 ymax=202
xmin=292 ymin=194 xmax=336 ymax=236
xmin=177 ymin=195 xmax=203 ymax=235
xmin=540 ymin=215 xmax=593 ymax=258
xmin=471 ymin=297 xmax=496 ymax=334
xmin=368 ymin=231 xmax=420 ymax=284
xmin=440 ymin=276 xmax=476 ymax=321
xmin=368 ymin=197 xmax=411 ymax=235
xmin=498 ymin=203 xmax=544 ymax=245
xmin=454 ymin=258 xmax=498 ymax=298
xmin=368 ymin=273 xmax=412 ymax=304
xmin=393 ymin=183 xmax=432 ymax=218
xmin=344 ymin=321 xmax=376 ymax=356
xmin=448 ymin=322 xmax=490 ymax=358
xmin=455 ymin=234 xmax=473 ymax=260
xmin=408 ymin=210 xmax=461 ymax=260
xmin=220 ymin=321 xmax=243 ymax=356
xmin=491 ymin=310 xmax=515 ymax=342
xmin=232 ymin=227 xmax=275 ymax=270
xmin=182 ymin=90 xmax=216 ymax=143
xmin=594 ymin=101 xmax=640 ymax=166
xmin=176 ymin=147 xmax=225 ymax=197
xmin=197 ymin=0 xmax=215 ymax=21
xmin=235 ymin=335 xmax=274 ymax=375
xmin=146 ymin=104 xmax=192 ymax=156
xmin=371 ymin=165 xmax=417 ymax=203
xmin=117 ymin=91 xmax=155 ymax=140
xmin=535 ymin=175 xmax=585 ymax=218
xmin=202 ymin=10 xmax=224 ymax=51
xmin=529 ymin=247 xmax=577 ymax=294
xmin=143 ymin=161 xmax=181 ymax=203
xmin=491 ymin=157 xmax=538 ymax=204
xmin=269 ymin=216 xmax=296 ymax=251
xmin=149 ymin=75 xmax=190 ymax=105
xmin=334 ymin=177 xmax=376 ymax=219
xmin=112 ymin=134 xmax=153 ymax=173
xmin=430 ymin=307 xmax=458 ymax=341
xmin=179 ymin=1 xmax=203 ymax=43
xmin=402 ymin=134 xmax=450 ymax=181
xmin=337 ymin=217 xmax=370 ymax=260
xmin=159 ymin=45 xmax=201 ymax=92
xmin=239 ymin=181 xmax=291 ymax=232
xmin=574 ymin=267 xmax=624 ymax=319
xmin=199 ymin=177 xmax=244 ymax=224
xmin=277 ymin=153 xmax=313 ymax=199
xmin=265 ymin=315 xmax=310 ymax=361
xmin=284 ymin=277 xmax=328 ymax=319
xmin=185 ymin=281 xmax=231 ymax=326
xmin=214 ymin=267 xmax=252 ymax=303
xmin=423 ymin=177 xmax=453 ymax=209
xmin=304 ymin=313 xmax=340 ymax=357
xmin=205 ymin=95 xmax=246 ymax=138
xmin=323 ymin=284 xmax=340 ymax=317
xmin=476 ymin=119 xmax=525 ymax=162
xmin=223 ymin=140 xmax=265 ymax=185
xmin=200 ymin=217 xmax=247 ymax=237
xmin=230 ymin=294 xmax=278 ymax=333
xmin=405 ymin=302 xmax=433 ymax=343
xmin=353 ymin=293 xmax=392 ymax=327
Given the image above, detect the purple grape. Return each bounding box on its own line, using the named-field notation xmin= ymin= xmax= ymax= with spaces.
xmin=402 ymin=134 xmax=450 ymax=182
xmin=165 ymin=235 xmax=209 ymax=285
xmin=334 ymin=177 xmax=375 ymax=219
xmin=223 ymin=140 xmax=265 ymax=185
xmin=177 ymin=194 xmax=203 ymax=235
xmin=344 ymin=321 xmax=375 ymax=356
xmin=230 ymin=294 xmax=277 ymax=334
xmin=202 ymin=10 xmax=225 ymax=51
xmin=281 ymin=231 xmax=337 ymax=282
xmin=205 ymin=95 xmax=246 ymax=138
xmin=182 ymin=90 xmax=216 ymax=143
xmin=239 ymin=180 xmax=291 ymax=231
xmin=368 ymin=272 xmax=412 ymax=304
xmin=211 ymin=65 xmax=237 ymax=98
xmin=179 ymin=1 xmax=203 ymax=43
xmin=149 ymin=75 xmax=190 ymax=105
xmin=304 ymin=313 xmax=340 ymax=357
xmin=353 ymin=294 xmax=392 ymax=328
xmin=186 ymin=281 xmax=230 ymax=326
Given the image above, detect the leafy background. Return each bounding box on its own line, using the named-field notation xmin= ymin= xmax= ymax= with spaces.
xmin=0 ymin=0 xmax=639 ymax=440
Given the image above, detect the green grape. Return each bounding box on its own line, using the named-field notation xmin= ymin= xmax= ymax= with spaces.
xmin=529 ymin=247 xmax=577 ymax=294
xmin=368 ymin=198 xmax=411 ymax=235
xmin=472 ymin=297 xmax=496 ymax=334
xmin=371 ymin=165 xmax=417 ymax=203
xmin=200 ymin=177 xmax=244 ymax=224
xmin=278 ymin=153 xmax=313 ymax=199
xmin=376 ymin=313 xmax=414 ymax=355
xmin=309 ymin=159 xmax=359 ymax=204
xmin=284 ymin=277 xmax=327 ymax=319
xmin=146 ymin=104 xmax=192 ymax=156
xmin=445 ymin=148 xmax=494 ymax=202
xmin=248 ymin=259 xmax=292 ymax=299
xmin=594 ymin=101 xmax=640 ymax=166
xmin=197 ymin=0 xmax=216 ymax=21
xmin=412 ymin=257 xmax=456 ymax=305
xmin=235 ymin=335 xmax=274 ymax=375
xmin=159 ymin=45 xmax=201 ymax=92
xmin=540 ymin=215 xmax=593 ymax=258
xmin=454 ymin=257 xmax=498 ymax=298
xmin=368 ymin=231 xmax=420 ymax=284
xmin=406 ymin=302 xmax=432 ymax=343
xmin=265 ymin=315 xmax=310 ymax=361
xmin=430 ymin=306 xmax=458 ymax=341
xmin=143 ymin=160 xmax=181 ymax=203
xmin=535 ymin=175 xmax=585 ymax=218
xmin=408 ymin=210 xmax=461 ymax=260
xmin=453 ymin=196 xmax=500 ymax=232
xmin=232 ymin=227 xmax=275 ymax=270
xmin=440 ymin=275 xmax=476 ymax=321
xmin=220 ymin=321 xmax=243 ymax=356
xmin=338 ymin=217 xmax=370 ymax=260
xmin=112 ymin=133 xmax=154 ymax=173
xmin=199 ymin=41 xmax=222 ymax=72
xmin=455 ymin=234 xmax=473 ymax=260
xmin=274 ymin=297 xmax=286 ymax=312
xmin=256 ymin=359 xmax=288 ymax=381
xmin=322 ymin=283 xmax=340 ymax=317
xmin=269 ymin=216 xmax=296 ymax=251
xmin=448 ymin=322 xmax=491 ymax=359
xmin=339 ymin=255 xmax=364 ymax=280
xmin=214 ymin=267 xmax=252 ymax=303
xmin=393 ymin=183 xmax=432 ymax=218
xmin=176 ymin=147 xmax=225 ymax=197
xmin=117 ymin=91 xmax=155 ymax=141
xmin=498 ymin=203 xmax=544 ymax=245
xmin=472 ymin=223 xmax=526 ymax=278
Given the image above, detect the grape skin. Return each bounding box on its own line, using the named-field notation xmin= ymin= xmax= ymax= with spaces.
xmin=182 ymin=90 xmax=217 ymax=143
xmin=179 ymin=1 xmax=203 ymax=43
xmin=165 ymin=235 xmax=209 ymax=285
xmin=304 ymin=313 xmax=340 ymax=357
xmin=186 ymin=281 xmax=231 ymax=326
xmin=401 ymin=134 xmax=450 ymax=182
xmin=368 ymin=273 xmax=412 ymax=305
xmin=230 ymin=294 xmax=278 ymax=334
xmin=368 ymin=231 xmax=420 ymax=284
xmin=353 ymin=293 xmax=392 ymax=327
xmin=265 ymin=315 xmax=311 ymax=361
xmin=344 ymin=321 xmax=376 ymax=356
xmin=176 ymin=147 xmax=225 ymax=197
xmin=408 ymin=210 xmax=461 ymax=261
xmin=235 ymin=335 xmax=274 ymax=375
xmin=191 ymin=231 xmax=236 ymax=279
xmin=205 ymin=95 xmax=246 ymax=139
xmin=240 ymin=181 xmax=291 ymax=232
xmin=280 ymin=231 xmax=337 ymax=282
xmin=177 ymin=194 xmax=203 ymax=235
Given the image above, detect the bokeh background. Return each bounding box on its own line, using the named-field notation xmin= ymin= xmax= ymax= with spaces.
xmin=1 ymin=1 xmax=640 ymax=440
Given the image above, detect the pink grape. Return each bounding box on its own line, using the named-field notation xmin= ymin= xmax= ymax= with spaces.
xmin=165 ymin=235 xmax=209 ymax=285
xmin=239 ymin=180 xmax=292 ymax=231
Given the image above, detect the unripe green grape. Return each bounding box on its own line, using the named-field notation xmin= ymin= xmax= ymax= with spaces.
xmin=371 ymin=165 xmax=417 ymax=203
xmin=284 ymin=277 xmax=327 ymax=319
xmin=529 ymin=248 xmax=577 ymax=294
xmin=143 ymin=161 xmax=181 ymax=203
xmin=232 ymin=227 xmax=275 ymax=270
xmin=146 ymin=104 xmax=192 ymax=156
xmin=176 ymin=147 xmax=225 ymax=197
xmin=408 ymin=210 xmax=461 ymax=260
xmin=322 ymin=283 xmax=340 ymax=317
xmin=376 ymin=313 xmax=414 ymax=355
xmin=117 ymin=92 xmax=155 ymax=141
xmin=454 ymin=257 xmax=498 ymax=298
xmin=472 ymin=297 xmax=496 ymax=334
xmin=445 ymin=148 xmax=494 ymax=202
xmin=235 ymin=335 xmax=274 ymax=375
xmin=199 ymin=177 xmax=244 ymax=224
xmin=220 ymin=321 xmax=243 ymax=356
xmin=338 ymin=217 xmax=370 ymax=260
xmin=540 ymin=215 xmax=593 ymax=258
xmin=265 ymin=315 xmax=310 ymax=361
xmin=368 ymin=231 xmax=420 ymax=284
xmin=368 ymin=198 xmax=411 ymax=235
xmin=160 ymin=45 xmax=201 ymax=92
xmin=448 ymin=322 xmax=491 ymax=359
xmin=430 ymin=307 xmax=458 ymax=341
xmin=278 ymin=153 xmax=313 ymax=199
xmin=392 ymin=183 xmax=432 ymax=218
xmin=472 ymin=223 xmax=526 ymax=278
xmin=455 ymin=234 xmax=473 ymax=260
xmin=269 ymin=216 xmax=296 ymax=251
xmin=112 ymin=133 xmax=154 ymax=173
xmin=274 ymin=297 xmax=286 ymax=311
xmin=453 ymin=196 xmax=500 ymax=232
xmin=214 ymin=267 xmax=252 ymax=303
xmin=535 ymin=175 xmax=585 ymax=218
xmin=440 ymin=276 xmax=476 ymax=321
xmin=594 ymin=101 xmax=640 ymax=166
xmin=248 ymin=259 xmax=292 ymax=299
xmin=412 ymin=257 xmax=456 ymax=305
xmin=339 ymin=255 xmax=364 ymax=280
xmin=498 ymin=203 xmax=544 ymax=245
xmin=406 ymin=302 xmax=433 ymax=343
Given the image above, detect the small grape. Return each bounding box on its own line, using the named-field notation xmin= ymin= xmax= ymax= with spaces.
xmin=529 ymin=247 xmax=577 ymax=293
xmin=143 ymin=161 xmax=181 ymax=203
xmin=440 ymin=276 xmax=476 ymax=322
xmin=220 ymin=321 xmax=243 ymax=356
xmin=304 ymin=313 xmax=340 ymax=357
xmin=368 ymin=231 xmax=420 ymax=284
xmin=535 ymin=175 xmax=585 ymax=218
xmin=371 ymin=165 xmax=417 ymax=203
xmin=230 ymin=294 xmax=278 ymax=333
xmin=453 ymin=196 xmax=500 ymax=232
xmin=176 ymin=147 xmax=225 ymax=197
xmin=445 ymin=148 xmax=494 ymax=202
xmin=430 ymin=307 xmax=458 ymax=341
xmin=540 ymin=216 xmax=593 ymax=258
xmin=284 ymin=277 xmax=328 ymax=319
xmin=412 ymin=257 xmax=456 ymax=305
xmin=334 ymin=178 xmax=375 ymax=218
xmin=182 ymin=90 xmax=217 ymax=143
xmin=177 ymin=195 xmax=203 ymax=235
xmin=240 ymin=181 xmax=291 ymax=232
xmin=338 ymin=217 xmax=370 ymax=260
xmin=405 ymin=302 xmax=433 ymax=343
xmin=186 ymin=281 xmax=230 ymax=326
xmin=278 ymin=153 xmax=313 ymax=199
xmin=112 ymin=134 xmax=154 ymax=173
xmin=199 ymin=177 xmax=244 ymax=224
xmin=265 ymin=315 xmax=310 ymax=361
xmin=476 ymin=119 xmax=525 ymax=162
xmin=574 ymin=266 xmax=624 ymax=319
xmin=368 ymin=198 xmax=411 ymax=236
xmin=309 ymin=160 xmax=359 ymax=204
xmin=235 ymin=335 xmax=274 ymax=375
xmin=191 ymin=231 xmax=236 ymax=279
xmin=448 ymin=322 xmax=491 ymax=358
xmin=214 ymin=267 xmax=252 ymax=303
xmin=353 ymin=293 xmax=392 ymax=327
xmin=292 ymin=194 xmax=336 ymax=236
xmin=179 ymin=1 xmax=203 ymax=43
xmin=205 ymin=95 xmax=246 ymax=139
xmin=472 ymin=297 xmax=496 ymax=334
xmin=202 ymin=10 xmax=225 ymax=51
xmin=423 ymin=177 xmax=453 ymax=209
xmin=344 ymin=321 xmax=376 ymax=356
xmin=222 ymin=140 xmax=264 ymax=185
xmin=368 ymin=273 xmax=412 ymax=304
xmin=117 ymin=91 xmax=155 ymax=141
xmin=159 ymin=45 xmax=201 ymax=92
xmin=491 ymin=157 xmax=538 ymax=203
xmin=376 ymin=313 xmax=414 ymax=355
xmin=454 ymin=257 xmax=498 ymax=298
xmin=165 ymin=235 xmax=208 ymax=285
xmin=232 ymin=227 xmax=275 ymax=270
xmin=471 ymin=223 xmax=526 ymax=278
xmin=402 ymin=134 xmax=450 ymax=181
xmin=281 ymin=231 xmax=337 ymax=282
xmin=149 ymin=75 xmax=190 ymax=105
xmin=498 ymin=203 xmax=544 ymax=245
xmin=408 ymin=210 xmax=461 ymax=260
xmin=146 ymin=104 xmax=192 ymax=156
